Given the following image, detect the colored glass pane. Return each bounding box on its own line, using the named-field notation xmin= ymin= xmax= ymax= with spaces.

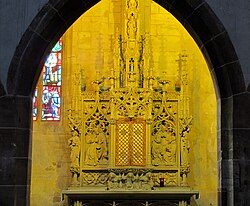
xmin=43 ymin=39 xmax=62 ymax=86
xmin=33 ymin=38 xmax=62 ymax=121
xmin=51 ymin=40 xmax=62 ymax=52
xmin=42 ymin=86 xmax=61 ymax=121
xmin=33 ymin=88 xmax=38 ymax=121
xmin=41 ymin=38 xmax=62 ymax=121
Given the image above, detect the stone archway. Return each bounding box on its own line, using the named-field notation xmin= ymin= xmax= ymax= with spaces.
xmin=4 ymin=0 xmax=245 ymax=206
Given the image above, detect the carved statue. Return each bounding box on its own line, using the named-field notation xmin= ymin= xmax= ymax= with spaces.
xmin=85 ymin=126 xmax=108 ymax=166
xmin=152 ymin=124 xmax=176 ymax=166
xmin=163 ymin=131 xmax=176 ymax=164
xmin=126 ymin=0 xmax=138 ymax=40
xmin=127 ymin=13 xmax=137 ymax=39
xmin=85 ymin=130 xmax=96 ymax=166
xmin=68 ymin=129 xmax=81 ymax=185
xmin=151 ymin=131 xmax=162 ymax=166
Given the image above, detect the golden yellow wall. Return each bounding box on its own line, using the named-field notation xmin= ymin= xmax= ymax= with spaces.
xmin=149 ymin=3 xmax=218 ymax=205
xmin=30 ymin=122 xmax=70 ymax=206
xmin=30 ymin=0 xmax=218 ymax=205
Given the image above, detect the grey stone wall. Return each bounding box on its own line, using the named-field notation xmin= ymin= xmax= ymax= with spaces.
xmin=206 ymin=0 xmax=250 ymax=88
xmin=0 ymin=0 xmax=48 ymax=91
xmin=206 ymin=1 xmax=250 ymax=204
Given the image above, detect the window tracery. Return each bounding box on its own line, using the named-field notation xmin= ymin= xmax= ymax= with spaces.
xmin=33 ymin=38 xmax=62 ymax=121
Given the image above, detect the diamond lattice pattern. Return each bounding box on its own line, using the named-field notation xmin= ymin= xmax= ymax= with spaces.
xmin=116 ymin=119 xmax=145 ymax=166
xmin=116 ymin=123 xmax=130 ymax=166
xmin=131 ymin=122 xmax=144 ymax=165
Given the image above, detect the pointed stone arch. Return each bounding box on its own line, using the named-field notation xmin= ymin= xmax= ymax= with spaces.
xmin=7 ymin=0 xmax=245 ymax=97
xmin=5 ymin=0 xmax=246 ymax=205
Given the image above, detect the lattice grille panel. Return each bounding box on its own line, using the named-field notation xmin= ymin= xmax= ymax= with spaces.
xmin=116 ymin=119 xmax=145 ymax=166
xmin=131 ymin=123 xmax=145 ymax=166
xmin=116 ymin=123 xmax=130 ymax=166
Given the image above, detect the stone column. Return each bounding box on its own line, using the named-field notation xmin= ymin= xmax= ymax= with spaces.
xmin=0 ymin=95 xmax=32 ymax=206
xmin=219 ymin=92 xmax=250 ymax=206
xmin=232 ymin=92 xmax=250 ymax=205
xmin=219 ymin=97 xmax=234 ymax=206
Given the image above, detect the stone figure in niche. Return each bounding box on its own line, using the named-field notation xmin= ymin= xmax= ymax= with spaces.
xmin=163 ymin=130 xmax=176 ymax=164
xmin=152 ymin=124 xmax=176 ymax=166
xmin=151 ymin=130 xmax=162 ymax=166
xmin=127 ymin=13 xmax=137 ymax=39
xmin=68 ymin=129 xmax=81 ymax=185
xmin=95 ymin=125 xmax=108 ymax=161
xmin=85 ymin=125 xmax=108 ymax=166
xmin=180 ymin=128 xmax=190 ymax=186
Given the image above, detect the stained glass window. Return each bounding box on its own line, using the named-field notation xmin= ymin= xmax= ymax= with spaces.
xmin=42 ymin=86 xmax=61 ymax=120
xmin=33 ymin=38 xmax=62 ymax=121
xmin=43 ymin=40 xmax=62 ymax=86
xmin=33 ymin=88 xmax=38 ymax=121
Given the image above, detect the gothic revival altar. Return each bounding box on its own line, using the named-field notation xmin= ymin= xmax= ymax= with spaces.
xmin=63 ymin=0 xmax=198 ymax=205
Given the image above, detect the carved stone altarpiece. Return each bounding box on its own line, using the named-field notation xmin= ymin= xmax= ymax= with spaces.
xmin=63 ymin=0 xmax=198 ymax=205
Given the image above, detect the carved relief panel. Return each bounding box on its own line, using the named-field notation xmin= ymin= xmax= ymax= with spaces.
xmin=82 ymin=98 xmax=111 ymax=169
xmin=151 ymin=99 xmax=178 ymax=167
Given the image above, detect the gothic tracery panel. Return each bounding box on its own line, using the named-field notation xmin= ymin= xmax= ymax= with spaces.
xmin=151 ymin=100 xmax=178 ymax=167
xmin=83 ymin=107 xmax=110 ymax=168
